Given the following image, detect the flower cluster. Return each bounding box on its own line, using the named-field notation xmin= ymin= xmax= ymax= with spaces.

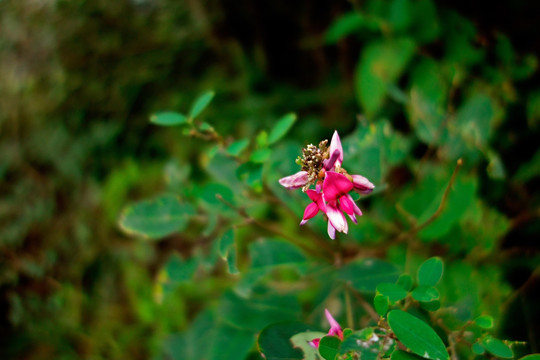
xmin=279 ymin=131 xmax=374 ymax=239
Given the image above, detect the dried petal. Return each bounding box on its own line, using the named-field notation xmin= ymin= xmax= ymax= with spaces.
xmin=279 ymin=171 xmax=309 ymax=189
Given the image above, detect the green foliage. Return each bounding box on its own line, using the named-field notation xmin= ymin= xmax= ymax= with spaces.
xmin=151 ymin=111 xmax=188 ymax=126
xmin=118 ymin=194 xmax=194 ymax=239
xmin=387 ymin=310 xmax=449 ymax=360
xmin=3 ymin=0 xmax=539 ymax=359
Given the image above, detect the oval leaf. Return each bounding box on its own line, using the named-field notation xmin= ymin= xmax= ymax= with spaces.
xmin=411 ymin=285 xmax=439 ymax=303
xmin=150 ymin=111 xmax=188 ymax=126
xmin=520 ymin=355 xmax=540 ymax=360
xmin=318 ymin=336 xmax=341 ymax=360
xmin=392 ymin=350 xmax=425 ymax=360
xmin=481 ymin=336 xmax=513 ymax=359
xmin=374 ymin=294 xmax=389 ymax=316
xmin=397 ymin=274 xmax=414 ymax=291
xmin=417 ymin=257 xmax=444 ymax=287
xmin=268 ymin=113 xmax=297 ymax=144
xmin=227 ymin=139 xmax=250 ymax=157
xmin=119 ymin=195 xmax=193 ymax=239
xmin=387 ymin=310 xmax=449 ymax=360
xmin=189 ymin=91 xmax=215 ymax=118
xmin=474 ymin=315 xmax=494 ymax=329
xmin=377 ymin=282 xmax=408 ymax=302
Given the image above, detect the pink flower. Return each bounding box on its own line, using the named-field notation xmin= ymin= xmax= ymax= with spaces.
xmin=310 ymin=309 xmax=343 ymax=348
xmin=278 ymin=131 xmax=374 ymax=239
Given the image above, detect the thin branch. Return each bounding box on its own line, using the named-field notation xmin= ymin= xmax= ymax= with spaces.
xmin=215 ymin=194 xmax=334 ymax=261
xmin=413 ymin=158 xmax=463 ymax=233
xmin=348 ymin=284 xmax=379 ymax=322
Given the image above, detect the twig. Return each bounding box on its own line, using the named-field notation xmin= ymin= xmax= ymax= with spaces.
xmin=348 ymin=284 xmax=380 ymax=322
xmin=413 ymin=158 xmax=463 ymax=233
xmin=345 ymin=286 xmax=354 ymax=329
xmin=215 ymin=194 xmax=334 ymax=261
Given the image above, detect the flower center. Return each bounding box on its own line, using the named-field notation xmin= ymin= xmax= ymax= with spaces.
xmin=296 ymin=140 xmax=329 ymax=190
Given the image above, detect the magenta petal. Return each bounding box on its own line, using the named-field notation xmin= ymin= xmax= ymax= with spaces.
xmin=307 ymin=189 xmax=327 ymax=212
xmin=323 ymin=149 xmax=341 ymax=171
xmin=323 ymin=172 xmax=353 ymax=202
xmin=309 ymin=338 xmax=321 ymax=348
xmin=339 ymin=195 xmax=355 ymax=215
xmin=326 ymin=202 xmax=347 ymax=232
xmin=301 ymin=202 xmax=319 ymax=225
xmin=347 ymin=194 xmax=362 ymax=216
xmin=279 ymin=171 xmax=309 ymax=189
xmin=327 ymin=221 xmax=336 ymax=240
xmin=329 ymin=131 xmax=343 ymax=166
xmin=351 ymin=174 xmax=375 ymax=194
xmin=325 ymin=309 xmax=343 ymax=339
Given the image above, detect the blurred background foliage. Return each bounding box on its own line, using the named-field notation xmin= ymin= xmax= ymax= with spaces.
xmin=1 ymin=0 xmax=540 ymax=359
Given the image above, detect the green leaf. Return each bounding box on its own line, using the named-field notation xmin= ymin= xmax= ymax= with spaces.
xmin=411 ymin=286 xmax=439 ymax=303
xmin=250 ymin=238 xmax=306 ymax=269
xmin=374 ymin=294 xmax=389 ymax=316
xmin=119 ymin=195 xmax=194 ymax=239
xmin=356 ymin=38 xmax=415 ymax=116
xmin=227 ymin=139 xmax=250 ymax=157
xmin=520 ymin=355 xmax=540 ymax=360
xmin=164 ymin=310 xmax=215 ymax=360
xmin=417 ymin=257 xmax=444 ymax=286
xmin=481 ymin=336 xmax=513 ymax=359
xmin=150 ymin=111 xmax=188 ymax=126
xmin=407 ymin=59 xmax=447 ymax=145
xmin=387 ymin=310 xmax=449 ymax=360
xmin=339 ymin=259 xmax=401 ymax=293
xmin=258 ymin=322 xmax=313 ymax=360
xmin=377 ymin=282 xmax=408 ymax=302
xmin=164 ymin=253 xmax=198 ymax=283
xmin=219 ymin=229 xmax=235 ymax=258
xmin=419 ymin=300 xmax=440 ymax=312
xmin=219 ymin=291 xmax=301 ymax=332
xmin=218 ymin=229 xmax=238 ymax=274
xmin=397 ymin=274 xmax=414 ymax=291
xmin=472 ymin=342 xmax=485 ymax=355
xmin=208 ymin=323 xmax=254 ymax=360
xmin=268 ymin=113 xmax=297 ymax=145
xmin=250 ymin=148 xmax=272 ymax=163
xmin=319 ymin=336 xmax=341 ymax=360
xmin=189 ymin=91 xmax=215 ymax=118
xmin=474 ymin=315 xmax=494 ymax=329
xmin=391 ymin=350 xmax=425 ymax=360
xmin=454 ymin=93 xmax=494 ymax=148
xmin=325 ymin=12 xmax=373 ymax=44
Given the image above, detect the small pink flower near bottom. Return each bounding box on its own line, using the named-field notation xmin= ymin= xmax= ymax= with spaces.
xmin=310 ymin=309 xmax=343 ymax=348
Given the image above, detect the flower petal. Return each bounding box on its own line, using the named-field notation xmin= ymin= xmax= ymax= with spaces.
xmin=339 ymin=195 xmax=355 ymax=215
xmin=351 ymin=174 xmax=375 ymax=194
xmin=309 ymin=338 xmax=321 ymax=348
xmin=325 ymin=309 xmax=343 ymax=339
xmin=327 ymin=221 xmax=336 ymax=240
xmin=347 ymin=194 xmax=362 ymax=216
xmin=323 ymin=171 xmax=353 ymax=202
xmin=279 ymin=171 xmax=309 ymax=189
xmin=323 ymin=148 xmax=341 ymax=171
xmin=329 ymin=131 xmax=343 ymax=167
xmin=326 ymin=202 xmax=347 ymax=233
xmin=307 ymin=189 xmax=326 ymax=212
xmin=300 ymin=202 xmax=319 ymax=225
